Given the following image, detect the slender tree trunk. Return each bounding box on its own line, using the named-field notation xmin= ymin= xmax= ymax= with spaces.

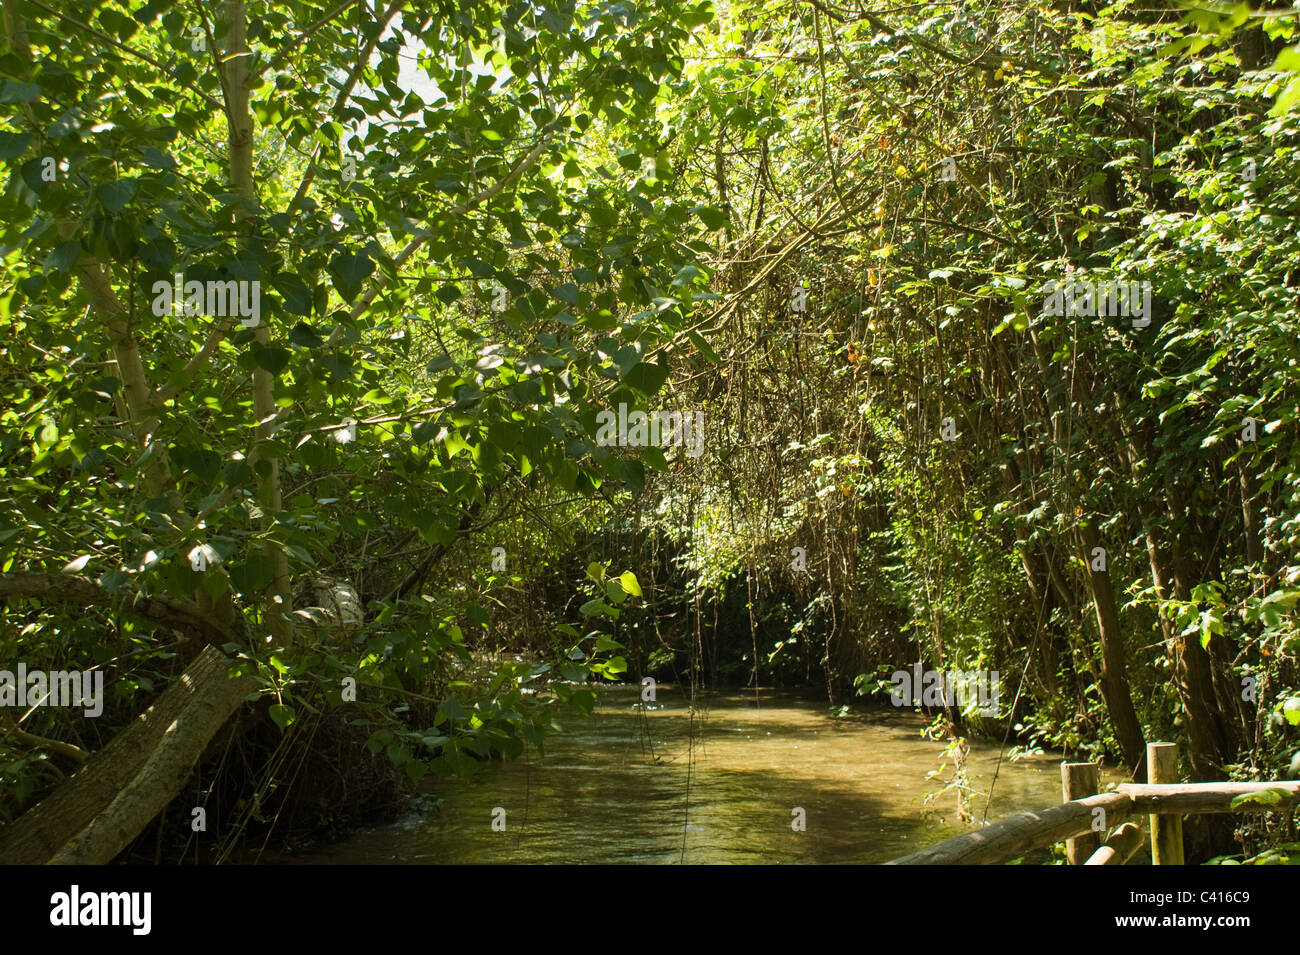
xmin=1146 ymin=530 xmax=1232 ymax=780
xmin=1239 ymin=460 xmax=1264 ymax=566
xmin=221 ymin=0 xmax=292 ymax=642
xmin=1077 ymin=519 xmax=1146 ymax=774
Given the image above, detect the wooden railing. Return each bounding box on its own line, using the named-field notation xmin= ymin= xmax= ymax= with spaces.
xmin=886 ymin=741 xmax=1300 ymax=865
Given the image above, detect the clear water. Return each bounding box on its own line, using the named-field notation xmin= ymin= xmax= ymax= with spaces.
xmin=289 ymin=685 xmax=1108 ymax=864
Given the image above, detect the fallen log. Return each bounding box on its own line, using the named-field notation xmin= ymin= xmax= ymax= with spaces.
xmin=0 ymin=646 xmax=256 ymax=864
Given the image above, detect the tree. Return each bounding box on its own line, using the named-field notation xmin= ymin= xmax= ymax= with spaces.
xmin=0 ymin=0 xmax=710 ymax=859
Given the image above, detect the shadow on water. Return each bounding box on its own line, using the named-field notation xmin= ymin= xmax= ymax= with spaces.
xmin=283 ymin=685 xmax=1116 ymax=864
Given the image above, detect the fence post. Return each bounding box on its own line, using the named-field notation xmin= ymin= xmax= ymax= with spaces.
xmin=1148 ymin=741 xmax=1185 ymax=865
xmin=1062 ymin=761 xmax=1101 ymax=864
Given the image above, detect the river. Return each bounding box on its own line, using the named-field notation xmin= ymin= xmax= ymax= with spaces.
xmin=288 ymin=684 xmax=1116 ymax=864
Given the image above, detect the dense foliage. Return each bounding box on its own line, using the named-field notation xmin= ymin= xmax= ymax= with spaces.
xmin=1 ymin=0 xmax=1298 ymax=862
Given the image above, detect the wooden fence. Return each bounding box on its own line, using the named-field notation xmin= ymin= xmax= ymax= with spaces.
xmin=886 ymin=741 xmax=1300 ymax=865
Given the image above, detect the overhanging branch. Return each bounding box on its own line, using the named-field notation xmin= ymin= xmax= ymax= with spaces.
xmin=0 ymin=573 xmax=245 ymax=646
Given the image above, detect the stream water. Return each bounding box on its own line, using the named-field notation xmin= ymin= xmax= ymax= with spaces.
xmin=290 ymin=685 xmax=1114 ymax=864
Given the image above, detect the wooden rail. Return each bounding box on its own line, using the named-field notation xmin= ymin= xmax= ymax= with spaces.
xmin=1085 ymin=822 xmax=1143 ymax=865
xmin=887 ymin=742 xmax=1300 ymax=865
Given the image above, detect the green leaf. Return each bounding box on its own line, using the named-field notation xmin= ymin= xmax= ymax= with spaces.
xmin=328 ymin=250 xmax=376 ymax=301
xmin=43 ymin=240 xmax=82 ymax=272
xmin=609 ymin=458 xmax=645 ymax=493
xmin=222 ymin=459 xmax=253 ymax=485
xmin=695 ymin=205 xmax=728 ymax=230
xmin=1284 ymin=699 xmax=1300 ymax=726
xmin=268 ymin=704 xmax=296 ymax=729
xmin=620 ymin=360 xmax=669 ymax=397
xmin=139 ymin=146 xmax=177 ymax=171
xmin=288 ymin=321 xmax=324 ymax=348
xmin=579 ymin=598 xmax=617 ymax=618
xmin=96 ymin=179 xmax=138 ymax=213
xmin=98 ymin=7 xmax=139 ymax=41
xmin=671 ymin=264 xmax=703 ymax=286
xmin=1270 ymin=46 xmax=1300 ymax=72
xmin=411 ymin=419 xmax=439 ymax=444
xmin=1229 ymin=788 xmax=1290 ymax=809
xmin=274 ymin=274 xmax=314 ymax=316
xmin=253 ymin=346 xmax=291 ymax=375
xmin=618 ymin=571 xmax=642 ymax=596
xmin=0 ymin=130 xmax=34 ymax=160
xmin=643 ymin=446 xmax=668 ymax=470
xmin=228 ymin=553 xmax=275 ymax=595
xmin=438 ymin=697 xmax=466 ymax=721
xmin=688 ymin=329 xmax=721 ymax=363
xmin=0 ymin=80 xmax=41 ymax=104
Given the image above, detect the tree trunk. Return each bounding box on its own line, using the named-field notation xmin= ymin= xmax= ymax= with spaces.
xmin=221 ymin=0 xmax=292 ymax=643
xmin=0 ymin=646 xmax=255 ymax=864
xmin=1145 ymin=531 xmax=1232 ymax=780
xmin=1077 ymin=519 xmax=1146 ymax=774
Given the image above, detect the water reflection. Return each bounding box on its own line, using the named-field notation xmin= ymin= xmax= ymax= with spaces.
xmin=289 ymin=685 xmax=1107 ymax=864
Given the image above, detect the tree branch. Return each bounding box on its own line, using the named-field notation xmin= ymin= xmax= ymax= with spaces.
xmin=261 ymin=0 xmax=372 ymax=76
xmin=287 ymin=0 xmax=408 ymax=213
xmin=22 ymin=0 xmax=225 ymax=110
xmin=0 ymin=709 xmax=88 ymax=764
xmin=338 ymin=122 xmax=561 ymax=331
xmin=0 ymin=573 xmax=244 ymax=646
xmin=383 ymin=501 xmax=485 ymax=603
xmin=156 ymin=314 xmax=239 ymax=404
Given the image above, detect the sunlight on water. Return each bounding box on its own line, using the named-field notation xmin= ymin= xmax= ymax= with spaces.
xmin=289 ymin=686 xmax=1122 ymax=864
